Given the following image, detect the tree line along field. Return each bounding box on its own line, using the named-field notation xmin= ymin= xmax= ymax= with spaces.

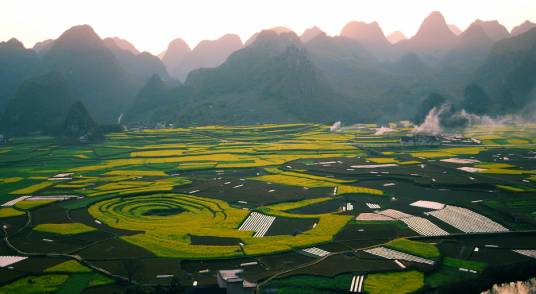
xmin=0 ymin=123 xmax=536 ymax=293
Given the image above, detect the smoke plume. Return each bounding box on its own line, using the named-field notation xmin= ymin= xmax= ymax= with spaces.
xmin=375 ymin=126 xmax=396 ymax=135
xmin=330 ymin=121 xmax=341 ymax=132
xmin=414 ymin=102 xmax=536 ymax=135
xmin=482 ymin=277 xmax=536 ymax=294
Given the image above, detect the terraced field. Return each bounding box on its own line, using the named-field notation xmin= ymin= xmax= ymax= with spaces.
xmin=90 ymin=194 xmax=249 ymax=258
xmin=1 ymin=123 xmax=536 ymax=293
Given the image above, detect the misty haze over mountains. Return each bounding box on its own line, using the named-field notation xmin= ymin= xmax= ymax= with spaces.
xmin=1 ymin=11 xmax=536 ymax=134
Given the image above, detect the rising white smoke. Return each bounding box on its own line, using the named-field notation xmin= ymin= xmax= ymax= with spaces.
xmin=413 ymin=104 xmax=532 ymax=136
xmin=374 ymin=126 xmax=396 ymax=135
xmin=482 ymin=277 xmax=536 ymax=294
xmin=414 ymin=106 xmax=444 ymax=135
xmin=330 ymin=121 xmax=342 ymax=132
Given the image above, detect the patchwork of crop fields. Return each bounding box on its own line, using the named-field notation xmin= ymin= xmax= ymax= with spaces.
xmin=1 ymin=123 xmax=536 ymax=293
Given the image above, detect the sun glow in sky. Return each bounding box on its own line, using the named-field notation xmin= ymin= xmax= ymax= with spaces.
xmin=1 ymin=0 xmax=535 ymax=54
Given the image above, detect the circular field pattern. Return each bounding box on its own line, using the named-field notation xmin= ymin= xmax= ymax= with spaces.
xmin=89 ymin=194 xmax=352 ymax=258
xmin=97 ymin=195 xmax=213 ymax=222
xmin=89 ymin=194 xmax=251 ymax=258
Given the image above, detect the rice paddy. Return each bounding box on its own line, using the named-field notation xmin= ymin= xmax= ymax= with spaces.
xmin=442 ymin=257 xmax=487 ymax=272
xmin=44 ymin=260 xmax=92 ymax=273
xmin=364 ymin=271 xmax=424 ymax=294
xmin=14 ymin=199 xmax=59 ymax=210
xmin=0 ymin=207 xmax=25 ymax=218
xmin=251 ymin=171 xmax=351 ymax=188
xmin=1 ymin=123 xmax=536 ymax=292
xmin=336 ymin=184 xmax=384 ymax=196
xmin=33 ymin=223 xmax=97 ymax=235
xmin=385 ymin=238 xmax=440 ymax=259
xmin=0 ymin=275 xmax=69 ymax=293
xmin=87 ymin=193 xmax=351 ymax=258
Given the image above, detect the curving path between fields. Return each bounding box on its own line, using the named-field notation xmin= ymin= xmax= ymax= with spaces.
xmin=1 ymin=211 xmax=132 ymax=285
xmin=4 ymin=209 xmax=536 ymax=292
xmin=254 ymin=230 xmax=536 ymax=294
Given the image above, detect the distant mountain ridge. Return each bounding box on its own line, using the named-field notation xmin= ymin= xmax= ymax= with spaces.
xmin=1 ymin=72 xmax=76 ymax=134
xmin=104 ymin=37 xmax=140 ymax=54
xmin=396 ymin=11 xmax=458 ymax=57
xmin=340 ymin=21 xmax=391 ymax=47
xmin=340 ymin=21 xmax=392 ymax=58
xmin=124 ymin=74 xmax=180 ymax=124
xmin=448 ymin=24 xmax=463 ymax=35
xmin=130 ymin=30 xmax=353 ymax=125
xmin=245 ymin=26 xmax=293 ymax=46
xmin=61 ymin=101 xmax=103 ymax=143
xmin=162 ymin=38 xmax=191 ymax=78
xmin=104 ymin=38 xmax=169 ymax=81
xmin=301 ymin=26 xmax=325 ymax=43
xmin=1 ymin=13 xmax=535 ymax=132
xmin=511 ymin=20 xmax=536 ymax=36
xmin=471 ymin=19 xmax=510 ymax=41
xmin=0 ymin=38 xmax=44 ymax=111
xmin=476 ymin=27 xmax=536 ymax=112
xmin=1 ymin=24 xmax=169 ymax=129
xmin=33 ymin=39 xmax=55 ymax=55
xmin=161 ymin=34 xmax=243 ymax=81
xmin=42 ymin=25 xmax=139 ymax=122
xmin=443 ymin=23 xmax=494 ymax=71
xmin=387 ymin=31 xmax=406 ymax=44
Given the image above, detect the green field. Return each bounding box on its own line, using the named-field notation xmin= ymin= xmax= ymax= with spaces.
xmin=385 ymin=238 xmax=440 ymax=259
xmin=0 ymin=275 xmax=69 ymax=293
xmin=33 ymin=223 xmax=97 ymax=235
xmin=364 ymin=271 xmax=424 ymax=294
xmin=1 ymin=123 xmax=536 ymax=292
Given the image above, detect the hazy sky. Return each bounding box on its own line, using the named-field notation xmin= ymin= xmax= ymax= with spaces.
xmin=1 ymin=0 xmax=535 ymax=54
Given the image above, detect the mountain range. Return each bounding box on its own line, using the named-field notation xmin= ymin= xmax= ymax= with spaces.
xmin=1 ymin=11 xmax=536 ymax=134
xmin=162 ymin=34 xmax=243 ymax=81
